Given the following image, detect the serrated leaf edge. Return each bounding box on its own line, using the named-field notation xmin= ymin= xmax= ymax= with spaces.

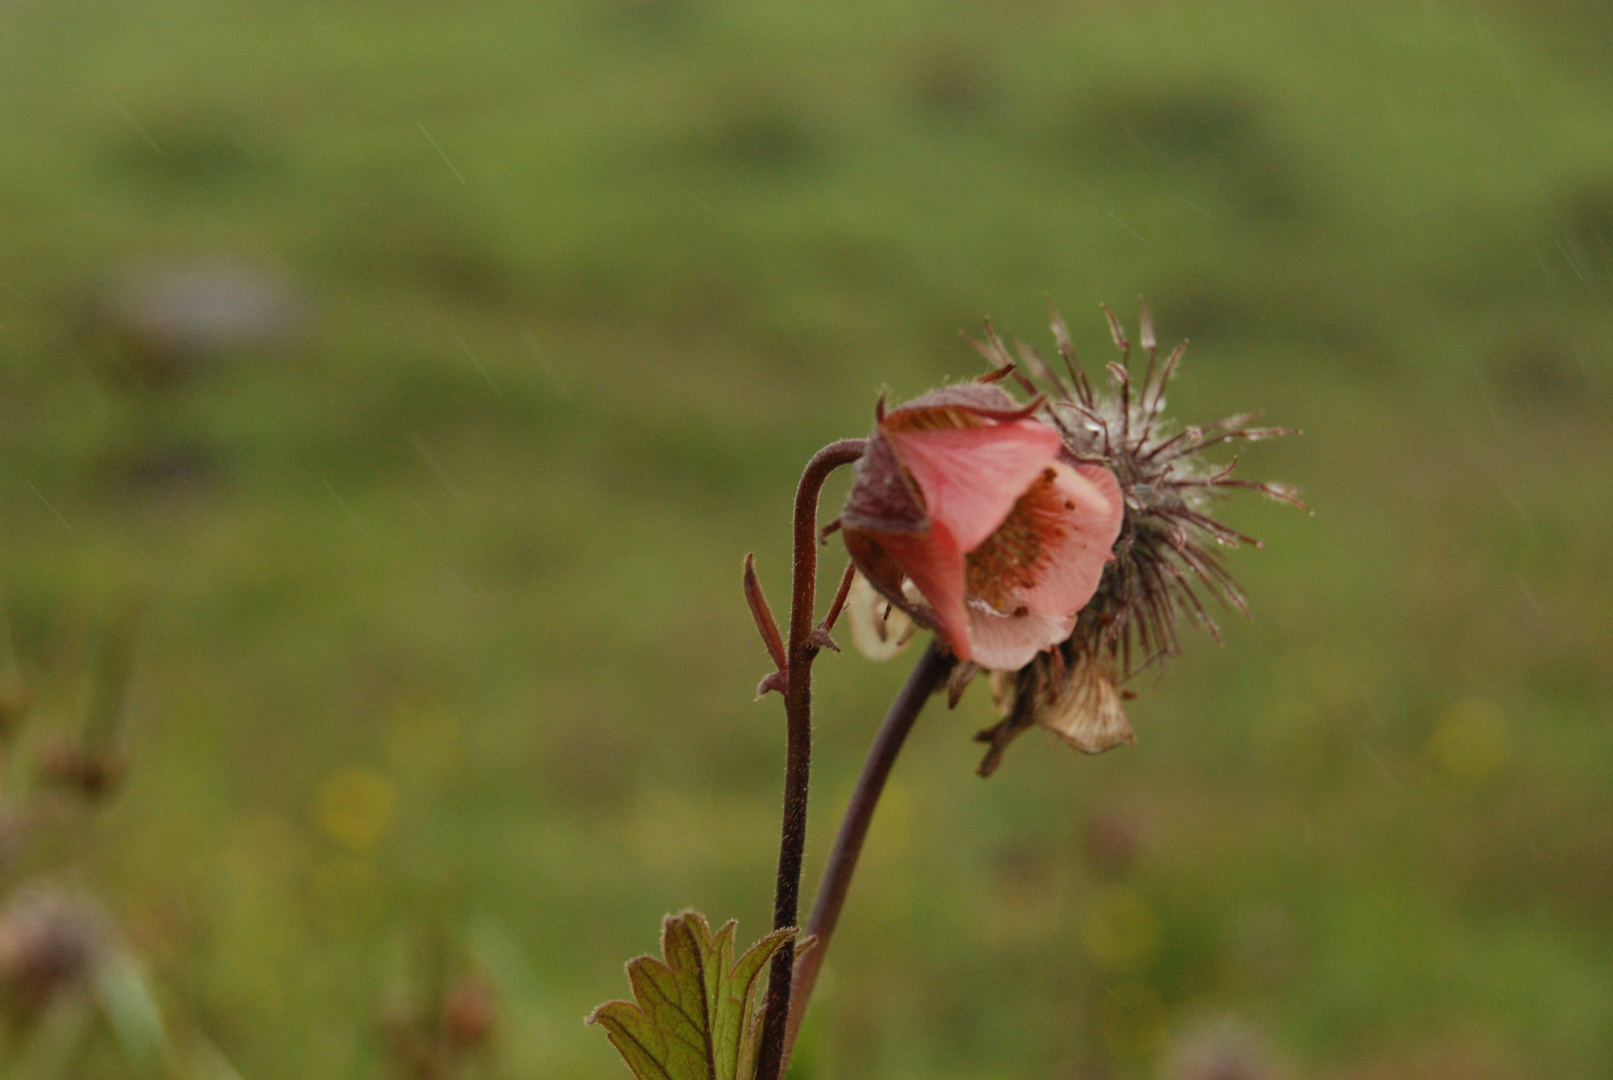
xmin=587 ymin=911 xmax=796 ymax=1080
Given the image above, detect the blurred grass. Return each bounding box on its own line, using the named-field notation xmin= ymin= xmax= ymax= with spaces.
xmin=1 ymin=0 xmax=1611 ymax=1077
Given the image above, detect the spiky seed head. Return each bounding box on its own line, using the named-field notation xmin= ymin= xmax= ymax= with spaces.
xmin=972 ymin=304 xmax=1302 ymax=774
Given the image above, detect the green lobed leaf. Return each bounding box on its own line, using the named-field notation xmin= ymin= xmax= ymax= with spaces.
xmin=587 ymin=911 xmax=795 ymax=1080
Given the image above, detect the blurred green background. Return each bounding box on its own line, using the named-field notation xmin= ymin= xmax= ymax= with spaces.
xmin=1 ymin=0 xmax=1611 ymax=1077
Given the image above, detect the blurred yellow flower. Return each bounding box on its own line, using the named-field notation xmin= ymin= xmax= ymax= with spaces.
xmin=316 ymin=766 xmax=398 ymax=850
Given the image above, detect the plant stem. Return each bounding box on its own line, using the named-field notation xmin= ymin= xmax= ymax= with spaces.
xmin=782 ymin=639 xmax=953 ymax=1065
xmin=753 ymin=438 xmax=866 ymax=1080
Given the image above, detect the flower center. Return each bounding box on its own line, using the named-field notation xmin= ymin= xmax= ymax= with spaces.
xmin=964 ymin=466 xmax=1068 ymax=612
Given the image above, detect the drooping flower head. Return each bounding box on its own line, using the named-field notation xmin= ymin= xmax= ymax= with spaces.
xmin=837 ymin=304 xmax=1300 ymax=773
xmin=838 ymin=383 xmax=1124 ymax=673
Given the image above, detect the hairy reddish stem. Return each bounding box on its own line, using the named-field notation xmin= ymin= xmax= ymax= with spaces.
xmin=782 ymin=639 xmax=953 ymax=1062
xmin=753 ymin=438 xmax=866 ymax=1080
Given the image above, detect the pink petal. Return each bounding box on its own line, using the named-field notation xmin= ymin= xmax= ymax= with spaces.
xmin=883 ymin=420 xmax=1062 ymax=552
xmin=1017 ymin=463 xmax=1125 ymax=616
xmin=873 ymin=521 xmax=972 ymax=662
xmin=966 ymin=603 xmax=1076 ymax=671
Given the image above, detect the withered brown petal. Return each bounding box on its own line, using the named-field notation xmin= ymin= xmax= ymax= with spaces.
xmin=1038 ymin=657 xmax=1135 ymax=755
xmin=844 ymin=572 xmax=917 ymax=662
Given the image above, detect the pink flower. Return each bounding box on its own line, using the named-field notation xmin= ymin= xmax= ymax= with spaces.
xmin=840 ymin=384 xmax=1123 ymax=671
